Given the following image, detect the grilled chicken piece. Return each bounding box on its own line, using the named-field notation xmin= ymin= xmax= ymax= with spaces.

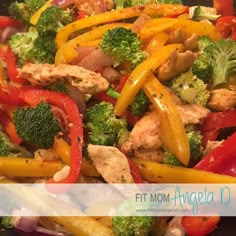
xmin=18 ymin=63 xmax=109 ymax=95
xmin=207 ymin=89 xmax=236 ymax=111
xmin=122 ymin=104 xmax=210 ymax=154
xmin=88 ymin=145 xmax=134 ymax=183
xmin=156 ymin=49 xmax=198 ymax=81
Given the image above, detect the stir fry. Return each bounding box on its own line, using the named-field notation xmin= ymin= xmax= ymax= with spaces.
xmin=0 ymin=0 xmax=235 ymax=235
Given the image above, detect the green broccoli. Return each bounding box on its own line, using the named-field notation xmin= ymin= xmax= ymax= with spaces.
xmin=197 ymin=35 xmax=213 ymax=53
xmin=163 ymin=126 xmax=203 ymax=167
xmin=107 ymin=87 xmax=148 ymax=116
xmin=0 ymin=131 xmax=32 ymax=157
xmin=163 ymin=150 xmax=183 ymax=166
xmin=1 ymin=217 xmax=13 ymax=229
xmin=192 ymin=39 xmax=236 ymax=87
xmin=114 ymin=0 xmax=182 ymax=9
xmin=9 ymin=28 xmax=56 ymax=65
xmin=44 ymin=81 xmax=68 ymax=94
xmin=191 ymin=6 xmax=220 ymax=22
xmin=169 ymin=70 xmax=210 ymax=107
xmin=86 ymin=102 xmax=128 ymax=146
xmin=112 ymin=216 xmax=153 ymax=236
xmin=100 ymin=27 xmax=146 ymax=69
xmin=36 ymin=6 xmax=72 ymax=36
xmin=129 ymin=90 xmax=148 ymax=116
xmin=13 ymin=102 xmax=61 ymax=149
xmin=24 ymin=0 xmax=47 ymax=12
xmin=8 ymin=0 xmax=47 ymax=26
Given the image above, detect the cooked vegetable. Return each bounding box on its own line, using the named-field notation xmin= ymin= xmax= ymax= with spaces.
xmin=107 ymin=87 xmax=148 ymax=116
xmin=1 ymin=217 xmax=13 ymax=229
xmin=133 ymin=159 xmax=236 ymax=183
xmin=112 ymin=216 xmax=153 ymax=236
xmin=129 ymin=90 xmax=148 ymax=116
xmin=143 ymin=73 xmax=190 ymax=166
xmin=0 ymin=131 xmax=32 ymax=157
xmin=8 ymin=0 xmax=46 ymax=26
xmin=191 ymin=6 xmax=220 ymax=21
xmin=169 ymin=70 xmax=210 ymax=106
xmin=100 ymin=27 xmax=146 ymax=68
xmin=86 ymin=102 xmax=128 ymax=146
xmin=114 ymin=0 xmax=182 ymax=9
xmin=44 ymin=81 xmax=68 ymax=94
xmin=197 ymin=35 xmax=213 ymax=53
xmin=192 ymin=39 xmax=236 ymax=87
xmin=163 ymin=126 xmax=203 ymax=167
xmin=13 ymin=102 xmax=61 ymax=149
xmin=36 ymin=6 xmax=72 ymax=36
xmin=9 ymin=28 xmax=56 ymax=65
xmin=182 ymin=216 xmax=220 ymax=236
xmin=213 ymin=0 xmax=234 ymax=16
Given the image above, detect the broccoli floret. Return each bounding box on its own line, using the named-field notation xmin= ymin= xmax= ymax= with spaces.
xmin=100 ymin=27 xmax=146 ymax=69
xmin=163 ymin=126 xmax=203 ymax=167
xmin=191 ymin=6 xmax=220 ymax=22
xmin=9 ymin=28 xmax=56 ymax=65
xmin=107 ymin=87 xmax=148 ymax=115
xmin=163 ymin=150 xmax=183 ymax=166
xmin=36 ymin=6 xmax=72 ymax=36
xmin=1 ymin=217 xmax=13 ymax=229
xmin=114 ymin=0 xmax=182 ymax=9
xmin=0 ymin=132 xmax=32 ymax=157
xmin=8 ymin=0 xmax=46 ymax=26
xmin=86 ymin=102 xmax=128 ymax=146
xmin=197 ymin=35 xmax=213 ymax=53
xmin=13 ymin=102 xmax=61 ymax=149
xmin=169 ymin=70 xmax=210 ymax=107
xmin=129 ymin=90 xmax=148 ymax=115
xmin=8 ymin=2 xmax=31 ymax=26
xmin=44 ymin=81 xmax=68 ymax=94
xmin=192 ymin=39 xmax=236 ymax=87
xmin=24 ymin=0 xmax=47 ymax=12
xmin=112 ymin=216 xmax=153 ymax=236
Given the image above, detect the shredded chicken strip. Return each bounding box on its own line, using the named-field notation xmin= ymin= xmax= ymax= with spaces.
xmin=18 ymin=63 xmax=109 ymax=95
xmin=88 ymin=145 xmax=134 ymax=183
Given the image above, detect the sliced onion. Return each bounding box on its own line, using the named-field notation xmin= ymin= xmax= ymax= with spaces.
xmin=53 ymin=0 xmax=78 ymax=9
xmin=35 ymin=226 xmax=69 ymax=236
xmin=11 ymin=215 xmax=39 ymax=232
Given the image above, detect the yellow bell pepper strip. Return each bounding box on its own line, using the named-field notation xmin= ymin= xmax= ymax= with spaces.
xmin=53 ymin=138 xmax=100 ymax=177
xmin=30 ymin=0 xmax=53 ymax=25
xmin=145 ymin=32 xmax=169 ymax=55
xmin=48 ymin=216 xmax=115 ymax=236
xmin=55 ymin=4 xmax=187 ymax=48
xmin=114 ymin=43 xmax=182 ymax=116
xmin=133 ymin=159 xmax=236 ymax=183
xmin=170 ymin=19 xmax=221 ymax=41
xmin=143 ymin=73 xmax=190 ymax=166
xmin=0 ymin=157 xmax=64 ymax=177
xmin=55 ymin=23 xmax=131 ymax=64
xmin=139 ymin=18 xmax=178 ymax=39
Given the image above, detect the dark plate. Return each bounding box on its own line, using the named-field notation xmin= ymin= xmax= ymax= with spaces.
xmin=0 ymin=0 xmax=236 ymax=235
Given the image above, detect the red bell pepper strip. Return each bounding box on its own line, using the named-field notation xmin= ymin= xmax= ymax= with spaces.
xmin=215 ymin=16 xmax=236 ymax=40
xmin=5 ymin=47 xmax=26 ymax=84
xmin=199 ymin=110 xmax=236 ymax=146
xmin=19 ymin=89 xmax=83 ymax=185
xmin=126 ymin=158 xmax=143 ymax=183
xmin=213 ymin=0 xmax=234 ymax=16
xmin=0 ymin=86 xmax=25 ymax=106
xmin=194 ymin=132 xmax=236 ymax=176
xmin=77 ymin=10 xmax=87 ymax=20
xmin=181 ymin=216 xmax=220 ymax=236
xmin=0 ymin=16 xmax=23 ymax=28
xmin=116 ymin=74 xmax=129 ymax=93
xmin=0 ymin=108 xmax=23 ymax=145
